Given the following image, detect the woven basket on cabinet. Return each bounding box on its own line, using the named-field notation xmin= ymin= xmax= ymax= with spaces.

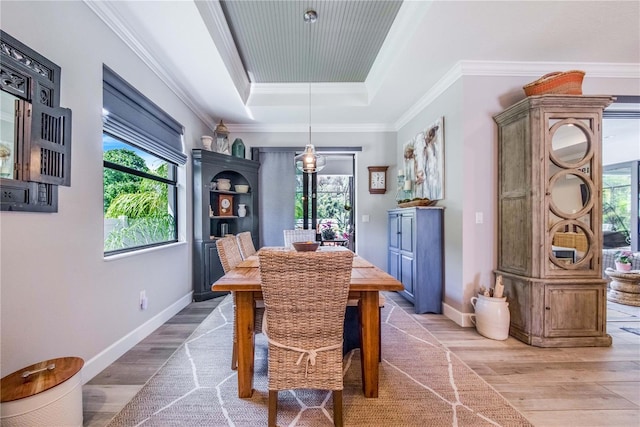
xmin=523 ymin=70 xmax=585 ymax=96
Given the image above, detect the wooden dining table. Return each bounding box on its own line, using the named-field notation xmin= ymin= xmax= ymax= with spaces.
xmin=212 ymin=247 xmax=403 ymax=398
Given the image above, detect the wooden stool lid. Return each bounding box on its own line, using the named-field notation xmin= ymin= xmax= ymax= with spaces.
xmin=1 ymin=357 xmax=84 ymax=402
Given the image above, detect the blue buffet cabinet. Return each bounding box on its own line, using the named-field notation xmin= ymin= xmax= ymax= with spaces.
xmin=387 ymin=207 xmax=444 ymax=313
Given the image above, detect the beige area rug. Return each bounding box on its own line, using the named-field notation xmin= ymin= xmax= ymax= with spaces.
xmin=107 ymin=293 xmax=533 ymax=426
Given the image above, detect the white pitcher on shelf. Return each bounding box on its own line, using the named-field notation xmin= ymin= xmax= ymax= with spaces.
xmin=201 ymin=135 xmax=213 ymax=151
xmin=237 ymin=204 xmax=247 ymax=218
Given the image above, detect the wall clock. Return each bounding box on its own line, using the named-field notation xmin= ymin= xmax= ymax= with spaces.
xmin=218 ymin=194 xmax=233 ymax=216
xmin=368 ymin=166 xmax=388 ymax=194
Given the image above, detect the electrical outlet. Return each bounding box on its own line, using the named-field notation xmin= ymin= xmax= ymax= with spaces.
xmin=475 ymin=212 xmax=483 ymax=224
xmin=140 ymin=290 xmax=148 ymax=310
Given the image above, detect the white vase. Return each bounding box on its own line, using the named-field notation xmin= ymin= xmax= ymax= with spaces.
xmin=237 ymin=204 xmax=247 ymax=218
xmin=216 ymin=178 xmax=231 ymax=191
xmin=470 ymin=294 xmax=510 ymax=340
xmin=201 ymin=135 xmax=213 ymax=150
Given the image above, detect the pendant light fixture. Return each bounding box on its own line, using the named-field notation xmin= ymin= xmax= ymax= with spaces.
xmin=295 ymin=8 xmax=326 ymax=174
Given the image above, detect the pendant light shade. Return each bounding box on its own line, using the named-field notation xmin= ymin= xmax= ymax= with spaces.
xmin=295 ymin=143 xmax=326 ymax=173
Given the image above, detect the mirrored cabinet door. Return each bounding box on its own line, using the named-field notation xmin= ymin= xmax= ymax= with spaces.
xmin=547 ymin=118 xmax=600 ymax=273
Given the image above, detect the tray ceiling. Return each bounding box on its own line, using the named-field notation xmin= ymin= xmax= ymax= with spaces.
xmin=84 ymin=1 xmax=640 ymax=131
xmin=220 ymin=0 xmax=403 ymax=83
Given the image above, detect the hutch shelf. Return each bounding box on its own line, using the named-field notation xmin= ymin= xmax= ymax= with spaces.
xmin=192 ymin=149 xmax=259 ymax=301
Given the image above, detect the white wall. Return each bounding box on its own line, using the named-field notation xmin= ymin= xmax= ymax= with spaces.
xmin=602 ymin=116 xmax=640 ymax=166
xmin=0 ymin=2 xmax=213 ymax=379
xmin=229 ymin=130 xmax=398 ymax=269
xmin=396 ymin=72 xmax=639 ymax=324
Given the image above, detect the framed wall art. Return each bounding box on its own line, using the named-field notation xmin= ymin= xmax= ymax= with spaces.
xmin=403 ymin=117 xmax=444 ymax=200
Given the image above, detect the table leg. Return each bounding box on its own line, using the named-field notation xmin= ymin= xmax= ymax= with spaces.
xmin=235 ymin=292 xmax=255 ymax=398
xmin=359 ymin=291 xmax=380 ymax=398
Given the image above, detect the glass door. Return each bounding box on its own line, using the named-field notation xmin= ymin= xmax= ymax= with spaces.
xmin=602 ymin=162 xmax=638 ymax=250
xmin=603 ymin=98 xmax=640 ymax=251
xmin=295 ymin=153 xmax=355 ymax=248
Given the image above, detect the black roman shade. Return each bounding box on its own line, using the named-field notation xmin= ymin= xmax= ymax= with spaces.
xmin=102 ymin=65 xmax=186 ymax=165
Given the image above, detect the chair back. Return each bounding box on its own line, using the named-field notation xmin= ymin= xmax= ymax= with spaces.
xmin=283 ymin=229 xmax=316 ymax=248
xmin=216 ymin=236 xmax=243 ymax=273
xmin=258 ymin=250 xmax=354 ymax=391
xmin=236 ymin=231 xmax=257 ymax=259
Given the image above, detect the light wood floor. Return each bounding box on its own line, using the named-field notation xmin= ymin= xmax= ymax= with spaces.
xmin=82 ymin=296 xmax=225 ymax=427
xmin=389 ymin=293 xmax=640 ymax=427
xmin=83 ymin=293 xmax=639 ymax=427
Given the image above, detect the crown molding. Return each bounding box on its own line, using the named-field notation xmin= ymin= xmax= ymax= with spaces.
xmin=394 ymin=60 xmax=640 ymax=130
xmin=393 ymin=61 xmax=464 ymax=130
xmin=248 ymin=82 xmax=368 ymax=107
xmin=195 ymin=0 xmax=251 ymax=104
xmin=83 ymin=0 xmax=215 ymax=127
xmin=365 ymin=0 xmax=434 ymax=102
xmin=227 ymin=123 xmax=394 ymax=133
xmin=458 ymin=60 xmax=640 ymax=78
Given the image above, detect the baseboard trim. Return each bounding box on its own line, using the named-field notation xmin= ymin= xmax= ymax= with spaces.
xmin=81 ymin=291 xmax=193 ymax=384
xmin=442 ymin=302 xmax=475 ymax=328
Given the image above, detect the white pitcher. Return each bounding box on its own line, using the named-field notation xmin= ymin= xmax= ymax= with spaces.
xmin=201 ymin=135 xmax=213 ymax=150
xmin=237 ymin=204 xmax=247 ymax=218
xmin=470 ymin=294 xmax=510 ymax=340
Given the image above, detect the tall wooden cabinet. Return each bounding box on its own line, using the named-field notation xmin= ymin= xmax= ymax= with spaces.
xmin=387 ymin=207 xmax=444 ymax=313
xmin=494 ymin=95 xmax=614 ymax=347
xmin=192 ymin=149 xmax=259 ymax=301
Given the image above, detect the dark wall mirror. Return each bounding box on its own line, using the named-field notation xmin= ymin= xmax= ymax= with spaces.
xmin=0 ymin=30 xmax=72 ymax=212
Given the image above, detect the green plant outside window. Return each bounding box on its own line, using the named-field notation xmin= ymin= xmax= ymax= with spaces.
xmin=103 ymin=134 xmax=178 ymax=254
xmin=603 ymin=164 xmax=632 ymax=247
xmin=295 ymin=174 xmax=353 ymax=239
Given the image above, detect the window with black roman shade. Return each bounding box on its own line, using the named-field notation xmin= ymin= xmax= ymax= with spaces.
xmin=102 ymin=65 xmax=185 ymax=254
xmin=102 ymin=65 xmax=186 ymax=165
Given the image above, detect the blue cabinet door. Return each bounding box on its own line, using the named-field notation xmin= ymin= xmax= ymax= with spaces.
xmin=400 ymin=213 xmax=414 ymax=252
xmin=388 ymin=207 xmax=444 ymax=313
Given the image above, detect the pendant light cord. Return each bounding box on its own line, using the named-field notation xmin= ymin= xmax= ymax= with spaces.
xmin=307 ymin=10 xmax=312 ymax=144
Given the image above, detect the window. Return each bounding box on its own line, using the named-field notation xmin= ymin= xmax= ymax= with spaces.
xmin=103 ymin=135 xmax=178 ymax=253
xmin=102 ymin=65 xmax=185 ymax=255
xmin=603 ymin=162 xmax=639 ymax=250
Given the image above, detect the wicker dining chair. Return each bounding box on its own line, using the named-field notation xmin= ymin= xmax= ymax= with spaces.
xmin=283 ymin=229 xmax=316 ymax=249
xmin=216 ymin=236 xmax=263 ymax=371
xmin=259 ymin=250 xmax=354 ymax=427
xmin=236 ymin=231 xmax=257 ymax=259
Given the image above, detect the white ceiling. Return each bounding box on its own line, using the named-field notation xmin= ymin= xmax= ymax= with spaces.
xmin=85 ymin=1 xmax=640 ymax=133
